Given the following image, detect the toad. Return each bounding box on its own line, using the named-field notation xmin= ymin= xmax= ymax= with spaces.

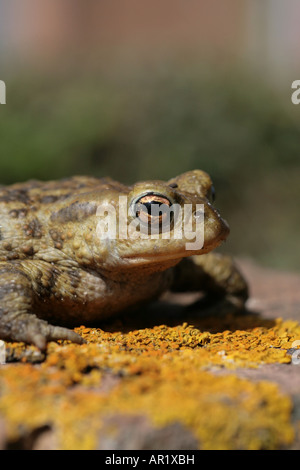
xmin=0 ymin=170 xmax=247 ymax=349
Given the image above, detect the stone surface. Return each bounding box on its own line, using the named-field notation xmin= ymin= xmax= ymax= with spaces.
xmin=97 ymin=414 xmax=198 ymax=450
xmin=0 ymin=258 xmax=300 ymax=450
xmin=240 ymin=259 xmax=300 ymax=320
xmin=0 ymin=417 xmax=6 ymax=450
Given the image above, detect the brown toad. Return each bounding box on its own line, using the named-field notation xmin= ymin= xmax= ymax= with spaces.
xmin=0 ymin=170 xmax=247 ymax=349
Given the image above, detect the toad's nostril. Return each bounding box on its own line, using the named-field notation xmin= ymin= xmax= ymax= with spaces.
xmin=194 ymin=209 xmax=204 ymax=219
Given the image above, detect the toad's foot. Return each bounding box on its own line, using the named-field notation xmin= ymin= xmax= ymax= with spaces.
xmin=186 ymin=293 xmax=247 ymax=319
xmin=0 ymin=263 xmax=85 ymax=350
xmin=0 ymin=313 xmax=85 ymax=350
xmin=171 ymin=252 xmax=248 ymax=312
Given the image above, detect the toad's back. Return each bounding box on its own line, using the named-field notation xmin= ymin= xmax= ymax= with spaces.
xmin=0 ymin=176 xmax=128 ymax=261
xmin=0 ymin=175 xmax=126 ymax=211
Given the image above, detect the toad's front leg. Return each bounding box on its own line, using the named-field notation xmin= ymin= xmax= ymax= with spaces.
xmin=171 ymin=253 xmax=248 ymax=313
xmin=0 ymin=262 xmax=84 ymax=350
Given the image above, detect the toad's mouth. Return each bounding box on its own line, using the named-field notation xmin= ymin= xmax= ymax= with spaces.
xmin=121 ymin=239 xmax=226 ymax=266
xmin=115 ymin=215 xmax=230 ymax=267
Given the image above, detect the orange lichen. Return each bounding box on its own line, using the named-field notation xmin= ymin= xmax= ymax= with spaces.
xmin=0 ymin=313 xmax=299 ymax=449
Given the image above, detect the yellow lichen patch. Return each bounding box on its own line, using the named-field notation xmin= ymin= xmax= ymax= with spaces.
xmin=75 ymin=316 xmax=300 ymax=370
xmin=107 ymin=369 xmax=294 ymax=450
xmin=0 ymin=314 xmax=299 ymax=449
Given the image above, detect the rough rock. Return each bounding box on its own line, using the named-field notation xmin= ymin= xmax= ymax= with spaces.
xmin=0 ymin=258 xmax=300 ymax=450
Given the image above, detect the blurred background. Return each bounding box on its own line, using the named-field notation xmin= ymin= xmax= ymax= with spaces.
xmin=0 ymin=0 xmax=299 ymax=271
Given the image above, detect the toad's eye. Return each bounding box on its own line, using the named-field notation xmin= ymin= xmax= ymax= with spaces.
xmin=134 ymin=193 xmax=173 ymax=231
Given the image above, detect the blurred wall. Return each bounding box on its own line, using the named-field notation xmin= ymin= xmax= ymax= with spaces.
xmin=1 ymin=0 xmax=300 ymax=85
xmin=3 ymin=0 xmax=245 ymax=65
xmin=246 ymin=0 xmax=300 ymax=84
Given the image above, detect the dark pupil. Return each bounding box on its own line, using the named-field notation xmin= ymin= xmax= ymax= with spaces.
xmin=142 ymin=202 xmax=154 ymax=213
xmin=135 ymin=198 xmax=173 ymax=226
xmin=136 ymin=200 xmax=166 ymax=217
